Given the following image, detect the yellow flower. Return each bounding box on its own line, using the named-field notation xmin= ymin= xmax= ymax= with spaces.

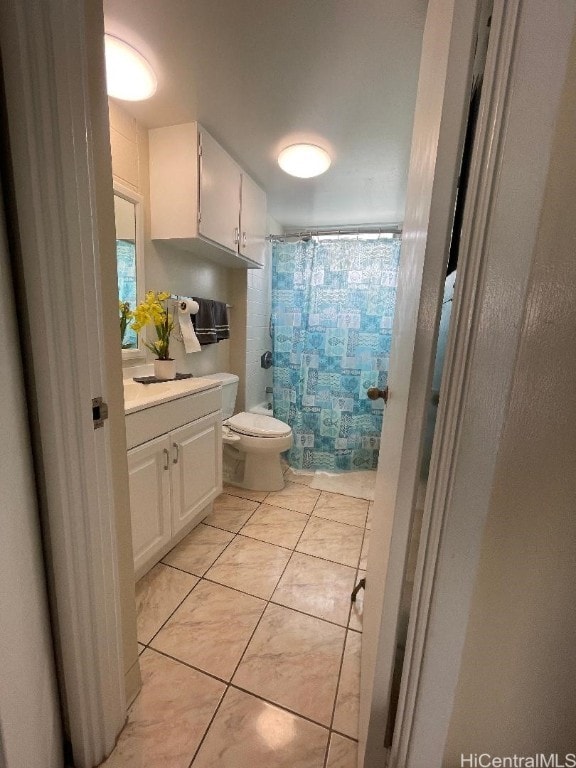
xmin=130 ymin=291 xmax=174 ymax=359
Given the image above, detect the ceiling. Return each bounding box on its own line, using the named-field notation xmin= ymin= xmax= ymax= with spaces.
xmin=103 ymin=0 xmax=428 ymax=229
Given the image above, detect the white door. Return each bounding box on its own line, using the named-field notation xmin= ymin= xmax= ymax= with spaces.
xmin=128 ymin=436 xmax=172 ymax=576
xmin=199 ymin=129 xmax=242 ymax=252
xmin=359 ymin=0 xmax=482 ymax=764
xmin=0 ymin=171 xmax=63 ymax=768
xmin=170 ymin=413 xmax=223 ymax=535
xmin=240 ymin=172 xmax=267 ymax=266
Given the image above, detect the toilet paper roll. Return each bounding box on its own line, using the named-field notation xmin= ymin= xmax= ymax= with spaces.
xmin=179 ymin=298 xmax=200 ymax=315
xmin=178 ymin=298 xmax=201 ymax=353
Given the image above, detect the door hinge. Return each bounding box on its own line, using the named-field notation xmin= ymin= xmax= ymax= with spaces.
xmin=92 ymin=396 xmax=109 ymax=429
xmin=198 ymin=210 xmax=202 ymax=224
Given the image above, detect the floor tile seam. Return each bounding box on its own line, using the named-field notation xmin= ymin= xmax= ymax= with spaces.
xmin=359 ymin=524 xmax=370 ymax=570
xmin=141 ymin=574 xmax=208 ymax=647
xmin=214 ymin=494 xmax=261 ymax=511
xmin=312 ymin=510 xmax=368 ymax=529
xmin=186 ymin=682 xmax=231 ymax=768
xmin=227 ymin=682 xmax=333 ymax=733
xmin=201 ymin=501 xmax=262 ymax=535
xmin=200 ymin=524 xmax=244 ymax=574
xmin=267 ymin=598 xmax=352 ymax=631
xmin=200 ymin=574 xmax=272 ymax=604
xmin=329 ymin=728 xmax=359 ymax=743
xmin=144 ymin=645 xmax=231 ymax=687
xmin=227 ymin=529 xmax=301 ymax=553
xmin=222 ymin=488 xmax=270 ymax=504
xmin=148 ymin=525 xmax=251 ymax=643
xmin=224 ymin=535 xmax=298 ymax=683
xmin=307 ymin=515 xmax=368 ymax=536
xmin=270 ymin=547 xmax=358 ymax=629
xmin=158 ymin=560 xmax=205 ymax=579
xmin=160 ymin=526 xmax=239 ymax=580
xmin=293 ymin=545 xmax=362 ymax=570
xmin=160 ymin=560 xmax=212 ymax=579
xmin=348 ymin=564 xmax=365 ymax=633
xmin=264 ymin=500 xmax=315 ymax=516
xmin=327 ymin=624 xmax=351 ymax=735
xmin=230 ymin=600 xmax=347 ymax=744
xmin=344 ymin=542 xmax=368 ymax=626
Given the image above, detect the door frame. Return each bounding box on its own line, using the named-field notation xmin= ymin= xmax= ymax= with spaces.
xmin=386 ymin=0 xmax=576 ymax=765
xmin=359 ymin=0 xmax=482 ymax=763
xmin=0 ymin=0 xmax=126 ymax=766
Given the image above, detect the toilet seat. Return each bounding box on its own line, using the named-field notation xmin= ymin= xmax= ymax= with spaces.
xmin=226 ymin=411 xmax=292 ymax=438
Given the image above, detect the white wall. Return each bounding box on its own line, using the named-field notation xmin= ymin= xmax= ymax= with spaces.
xmin=0 ymin=180 xmax=63 ymax=767
xmin=444 ymin=22 xmax=576 ymax=762
xmin=244 ymin=215 xmax=281 ymax=410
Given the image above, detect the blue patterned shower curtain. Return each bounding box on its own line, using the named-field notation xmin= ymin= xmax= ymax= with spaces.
xmin=272 ymin=237 xmax=401 ymax=471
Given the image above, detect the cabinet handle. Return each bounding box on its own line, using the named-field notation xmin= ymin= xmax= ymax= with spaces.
xmin=172 ymin=442 xmax=179 ymax=464
xmin=163 ymin=448 xmax=170 ymax=470
xmin=234 ymin=227 xmax=240 ymax=246
xmin=242 ymin=231 xmax=247 ymax=248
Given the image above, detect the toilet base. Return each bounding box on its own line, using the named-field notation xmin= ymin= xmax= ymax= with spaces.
xmin=243 ymin=453 xmax=285 ymax=492
xmin=222 ymin=444 xmax=286 ymax=492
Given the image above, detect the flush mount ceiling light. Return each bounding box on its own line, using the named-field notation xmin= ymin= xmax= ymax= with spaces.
xmin=277 ymin=144 xmax=331 ymax=178
xmin=104 ymin=34 xmax=157 ymax=101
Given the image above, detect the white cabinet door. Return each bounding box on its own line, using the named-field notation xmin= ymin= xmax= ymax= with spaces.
xmin=127 ymin=436 xmax=172 ymax=576
xmin=240 ymin=172 xmax=267 ymax=266
xmin=170 ymin=412 xmax=223 ymax=536
xmin=199 ymin=129 xmax=241 ymax=253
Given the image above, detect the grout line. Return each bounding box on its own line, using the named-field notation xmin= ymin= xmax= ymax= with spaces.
xmin=228 ymin=682 xmax=333 ymax=731
xmin=327 ymin=627 xmax=350 ymax=737
xmin=267 ymin=598 xmax=352 ymax=631
xmin=141 ymin=572 xmax=205 ymax=648
xmin=186 ymin=684 xmax=229 ymax=768
xmin=225 ymin=547 xmax=296 ymax=681
xmin=221 ymin=489 xmax=270 ymax=505
xmin=329 ymin=728 xmax=359 ymax=743
xmin=144 ymin=646 xmax=230 ymax=687
xmin=312 ymin=511 xmax=369 ymax=530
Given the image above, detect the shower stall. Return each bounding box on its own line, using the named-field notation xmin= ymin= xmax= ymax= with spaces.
xmin=271 ymin=232 xmax=401 ymax=472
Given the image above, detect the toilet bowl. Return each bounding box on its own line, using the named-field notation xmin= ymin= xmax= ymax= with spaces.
xmin=203 ymin=373 xmax=293 ymax=492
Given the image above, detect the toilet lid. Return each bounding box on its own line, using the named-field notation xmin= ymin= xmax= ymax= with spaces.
xmin=226 ymin=412 xmax=292 ymax=438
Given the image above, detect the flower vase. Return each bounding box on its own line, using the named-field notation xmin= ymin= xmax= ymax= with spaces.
xmin=154 ymin=358 xmax=176 ymax=380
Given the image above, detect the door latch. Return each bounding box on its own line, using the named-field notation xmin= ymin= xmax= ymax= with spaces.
xmin=92 ymin=396 xmax=109 ymax=429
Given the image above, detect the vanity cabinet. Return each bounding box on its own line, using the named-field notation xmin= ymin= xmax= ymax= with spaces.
xmin=127 ymin=435 xmax=173 ymax=575
xmin=125 ymin=386 xmax=222 ymax=579
xmin=149 ymin=122 xmax=267 ymax=268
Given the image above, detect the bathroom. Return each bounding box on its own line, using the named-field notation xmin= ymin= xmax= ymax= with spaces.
xmin=107 ymin=0 xmax=422 ymax=766
xmin=4 ymin=1 xmax=576 ymax=766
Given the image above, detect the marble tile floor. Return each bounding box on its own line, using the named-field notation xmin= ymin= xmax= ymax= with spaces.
xmin=104 ymin=476 xmax=371 ymax=768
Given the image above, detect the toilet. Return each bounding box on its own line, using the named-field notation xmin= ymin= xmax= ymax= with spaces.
xmin=204 ymin=372 xmax=293 ymax=491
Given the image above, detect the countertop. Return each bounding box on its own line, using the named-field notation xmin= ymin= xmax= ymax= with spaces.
xmin=123 ymin=376 xmax=220 ymax=415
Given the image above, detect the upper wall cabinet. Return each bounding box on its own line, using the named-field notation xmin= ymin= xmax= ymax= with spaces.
xmin=149 ymin=122 xmax=267 ymax=269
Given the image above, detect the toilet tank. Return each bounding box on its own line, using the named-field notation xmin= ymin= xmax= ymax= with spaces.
xmin=203 ymin=372 xmax=239 ymax=419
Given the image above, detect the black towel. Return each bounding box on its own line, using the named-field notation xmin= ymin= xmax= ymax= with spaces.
xmin=192 ymin=298 xmax=217 ymax=344
xmin=213 ymin=300 xmax=230 ymax=341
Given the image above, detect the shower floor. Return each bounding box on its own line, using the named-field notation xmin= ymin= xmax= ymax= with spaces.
xmin=284 ymin=468 xmax=377 ymax=501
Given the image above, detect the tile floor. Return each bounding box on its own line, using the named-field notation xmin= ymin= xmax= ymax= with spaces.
xmin=103 ymin=475 xmax=371 ymax=768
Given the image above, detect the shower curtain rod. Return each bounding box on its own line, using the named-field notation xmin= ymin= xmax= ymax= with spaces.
xmin=267 ymin=224 xmax=402 ymax=242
